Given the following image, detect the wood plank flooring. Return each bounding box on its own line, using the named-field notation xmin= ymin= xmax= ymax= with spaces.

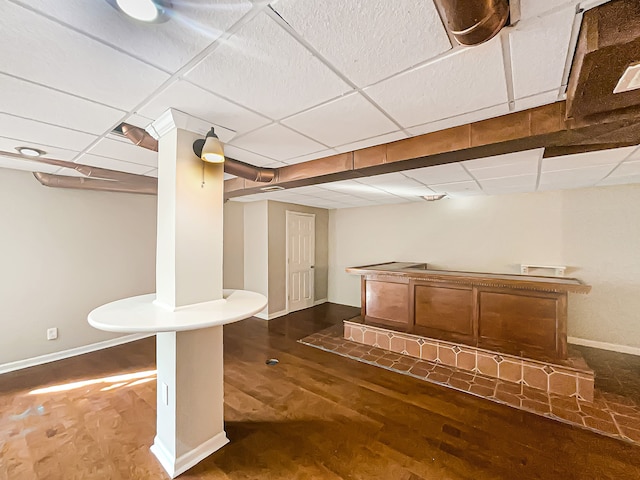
xmin=1 ymin=303 xmax=639 ymax=479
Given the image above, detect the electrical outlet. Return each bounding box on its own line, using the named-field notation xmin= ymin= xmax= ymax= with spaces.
xmin=47 ymin=327 xmax=58 ymax=340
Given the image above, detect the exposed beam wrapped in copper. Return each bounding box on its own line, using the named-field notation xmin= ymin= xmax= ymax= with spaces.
xmin=435 ymin=0 xmax=509 ymax=45
xmin=120 ymin=123 xmax=277 ymax=183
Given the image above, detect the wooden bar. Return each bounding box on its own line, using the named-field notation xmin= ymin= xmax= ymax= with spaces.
xmin=346 ymin=262 xmax=591 ymax=360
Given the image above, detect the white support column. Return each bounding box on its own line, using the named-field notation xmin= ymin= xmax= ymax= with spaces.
xmin=149 ymin=109 xmax=228 ymax=478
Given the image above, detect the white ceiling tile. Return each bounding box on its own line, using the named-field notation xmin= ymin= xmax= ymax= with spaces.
xmin=145 ymin=169 xmax=159 ymax=178
xmin=598 ymin=174 xmax=640 ymax=187
xmin=406 ymin=104 xmax=510 ymax=137
xmin=0 ymin=2 xmax=169 ymax=111
xmin=624 ymin=146 xmax=640 ymax=162
xmin=365 ymin=39 xmax=508 ymax=128
xmin=282 ymin=93 xmax=397 ymax=147
xmin=223 ymin=145 xmax=276 ymax=167
xmin=334 ymin=131 xmax=409 ymax=154
xmin=283 ymin=149 xmax=338 ymax=165
xmin=76 ymin=154 xmax=153 ymax=175
xmin=608 ymin=160 xmax=640 ymax=178
xmin=509 ymin=7 xmax=576 ymax=100
xmin=0 ymin=114 xmax=96 ymax=152
xmin=0 ymin=136 xmax=79 ymax=161
xmin=428 ymin=180 xmax=483 ymax=196
xmin=137 ymin=81 xmax=270 ymax=133
xmin=403 ymin=163 xmax=472 ymax=185
xmin=480 ymin=174 xmax=537 ymax=194
xmin=186 ymin=13 xmax=350 ymax=119
xmin=519 ymin=0 xmax=578 ymax=19
xmin=123 ymin=113 xmax=154 ymax=130
xmin=271 ymin=0 xmax=451 ymax=87
xmin=24 ymin=0 xmax=252 ymax=73
xmin=88 ymin=137 xmax=158 ymax=167
xmin=464 ymin=149 xmax=542 ymax=179
xmin=542 ymin=147 xmax=636 ymax=172
xmin=539 ymin=165 xmax=614 ymax=189
xmin=230 ymin=124 xmax=325 ymax=161
xmin=513 ymin=90 xmax=560 ymax=112
xmin=0 ymin=156 xmax=59 ymax=174
xmin=0 ymin=74 xmax=125 ymax=135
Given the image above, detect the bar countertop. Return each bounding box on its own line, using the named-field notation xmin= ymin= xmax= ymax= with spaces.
xmin=346 ymin=262 xmax=591 ymax=294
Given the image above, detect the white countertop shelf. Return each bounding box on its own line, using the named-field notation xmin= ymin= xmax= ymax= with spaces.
xmin=88 ymin=290 xmax=267 ymax=333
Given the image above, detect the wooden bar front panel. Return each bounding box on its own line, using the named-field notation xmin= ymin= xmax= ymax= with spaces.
xmin=477 ymin=289 xmax=566 ymax=358
xmin=364 ymin=279 xmax=410 ymax=329
xmin=413 ymin=283 xmax=474 ymax=344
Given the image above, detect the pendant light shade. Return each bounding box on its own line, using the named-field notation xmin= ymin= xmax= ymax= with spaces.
xmin=193 ymin=127 xmax=225 ymax=163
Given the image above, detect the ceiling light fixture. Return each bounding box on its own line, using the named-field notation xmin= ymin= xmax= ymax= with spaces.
xmin=16 ymin=147 xmax=46 ymax=158
xmin=193 ymin=128 xmax=225 ymax=163
xmin=422 ymin=194 xmax=447 ymax=201
xmin=106 ymin=0 xmax=171 ymax=23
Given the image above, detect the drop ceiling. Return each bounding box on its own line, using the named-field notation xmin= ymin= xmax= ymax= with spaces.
xmin=0 ymin=0 xmax=636 ymax=209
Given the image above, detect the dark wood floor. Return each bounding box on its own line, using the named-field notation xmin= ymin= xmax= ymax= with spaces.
xmin=1 ymin=303 xmax=639 ymax=479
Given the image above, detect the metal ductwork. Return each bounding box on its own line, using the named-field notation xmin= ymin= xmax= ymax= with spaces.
xmin=436 ymin=0 xmax=509 ymax=46
xmin=120 ymin=123 xmax=278 ymax=183
xmin=33 ymin=172 xmax=158 ymax=195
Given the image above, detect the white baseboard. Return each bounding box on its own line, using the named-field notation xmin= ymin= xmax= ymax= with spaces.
xmin=254 ymin=309 xmax=288 ymax=320
xmin=151 ymin=432 xmax=229 ymax=478
xmin=313 ymin=298 xmax=328 ymax=306
xmin=568 ymin=336 xmax=640 ymax=357
xmin=0 ymin=333 xmax=154 ymax=375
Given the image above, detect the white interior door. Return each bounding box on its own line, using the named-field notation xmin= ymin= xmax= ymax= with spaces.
xmin=286 ymin=211 xmax=315 ymax=313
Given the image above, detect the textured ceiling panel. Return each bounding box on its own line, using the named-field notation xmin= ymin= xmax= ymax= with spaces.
xmin=406 ymin=104 xmax=510 ymax=137
xmin=509 ymin=7 xmax=576 ymax=100
xmin=137 ymin=80 xmax=270 ymax=134
xmin=365 ymin=39 xmax=508 ymax=128
xmin=0 ymin=136 xmax=78 ymax=161
xmin=223 ymin=145 xmax=275 ymax=167
xmin=464 ymin=149 xmax=542 ymax=179
xmin=23 ymin=0 xmax=252 ymax=73
xmin=402 ymin=163 xmax=472 ymax=185
xmin=271 ymin=0 xmax=451 ymax=87
xmin=479 ymin=174 xmax=538 ymax=194
xmin=539 ymin=165 xmax=615 ymax=189
xmin=76 ymin=153 xmax=153 ymax=175
xmin=186 ymin=12 xmax=350 ymax=120
xmin=0 ymin=2 xmax=169 ymax=111
xmin=88 ymin=137 xmax=158 ymax=167
xmin=0 ymin=73 xmax=124 ymax=135
xmin=428 ymin=180 xmax=482 ymax=196
xmin=229 ymin=124 xmax=325 ymax=161
xmin=0 ymin=114 xmax=96 ymax=152
xmin=541 ymin=146 xmax=635 ymax=172
xmin=334 ymin=131 xmax=408 ymax=154
xmin=519 ymin=0 xmax=578 ymax=19
xmin=282 ymin=93 xmax=397 ymax=147
xmin=608 ymin=160 xmax=640 ymax=178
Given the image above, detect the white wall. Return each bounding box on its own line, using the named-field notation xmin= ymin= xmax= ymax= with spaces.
xmin=0 ymin=168 xmax=157 ymax=365
xmin=329 ymin=185 xmax=640 ymax=350
xmin=223 ymin=200 xmax=244 ymax=289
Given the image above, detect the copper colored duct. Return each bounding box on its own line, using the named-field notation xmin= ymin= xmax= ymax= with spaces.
xmin=120 ymin=123 xmax=277 ymax=183
xmin=0 ymin=149 xmax=157 ymax=185
xmin=224 ymin=158 xmax=277 ymax=183
xmin=436 ymin=0 xmax=509 ymax=46
xmin=33 ymin=172 xmax=158 ymax=195
xmin=121 ymin=123 xmax=158 ymax=152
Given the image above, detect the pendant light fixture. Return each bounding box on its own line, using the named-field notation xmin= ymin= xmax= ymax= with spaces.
xmin=193 ymin=128 xmax=225 ymax=163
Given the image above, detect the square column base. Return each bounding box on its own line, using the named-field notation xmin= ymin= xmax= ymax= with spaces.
xmin=151 ymin=432 xmax=229 ymax=478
